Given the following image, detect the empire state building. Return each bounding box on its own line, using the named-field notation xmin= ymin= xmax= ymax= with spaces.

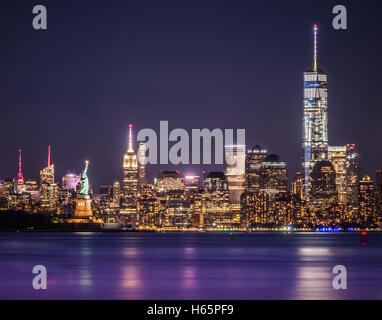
xmin=122 ymin=124 xmax=138 ymax=209
xmin=302 ymin=25 xmax=329 ymax=200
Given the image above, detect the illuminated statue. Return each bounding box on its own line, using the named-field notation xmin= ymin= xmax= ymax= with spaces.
xmin=79 ymin=160 xmax=90 ymax=196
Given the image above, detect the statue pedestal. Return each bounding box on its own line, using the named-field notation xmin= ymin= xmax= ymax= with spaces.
xmin=74 ymin=196 xmax=92 ymax=217
xmin=66 ymin=196 xmax=93 ymax=223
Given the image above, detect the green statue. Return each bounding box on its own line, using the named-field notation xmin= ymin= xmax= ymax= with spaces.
xmin=79 ymin=160 xmax=90 ymax=196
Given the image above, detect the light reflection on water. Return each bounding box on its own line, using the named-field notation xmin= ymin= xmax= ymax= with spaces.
xmin=0 ymin=232 xmax=382 ymax=299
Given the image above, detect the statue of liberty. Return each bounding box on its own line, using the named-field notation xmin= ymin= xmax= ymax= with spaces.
xmin=79 ymin=160 xmax=90 ymax=197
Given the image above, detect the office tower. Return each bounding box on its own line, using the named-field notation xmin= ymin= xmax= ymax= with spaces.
xmin=202 ymin=172 xmax=230 ymax=228
xmin=358 ymin=175 xmax=375 ymax=225
xmin=184 ymin=175 xmax=200 ymax=194
xmin=155 ymin=170 xmax=184 ymax=194
xmin=260 ymin=154 xmax=288 ymax=194
xmin=310 ymin=160 xmax=337 ymax=205
xmin=165 ymin=200 xmax=192 ymax=229
xmin=122 ymin=124 xmax=138 ymax=209
xmin=292 ymin=172 xmax=304 ymax=200
xmin=40 ymin=146 xmax=54 ymax=185
xmin=224 ymin=145 xmax=246 ymax=204
xmin=40 ymin=146 xmax=56 ymax=210
xmin=302 ymin=25 xmax=328 ymax=200
xmin=345 ymin=144 xmax=361 ymax=205
xmin=14 ymin=149 xmax=26 ymax=194
xmin=328 ymin=146 xmax=347 ymax=204
xmin=137 ymin=196 xmax=160 ymax=229
xmin=246 ymin=145 xmax=268 ymax=192
xmin=25 ymin=180 xmax=39 ymax=202
xmin=62 ymin=172 xmax=81 ymax=191
xmin=112 ymin=180 xmax=121 ymax=207
xmin=138 ymin=142 xmax=146 ymax=189
xmin=241 ymin=190 xmax=270 ymax=227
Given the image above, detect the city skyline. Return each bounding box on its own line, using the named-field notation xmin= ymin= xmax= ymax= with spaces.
xmin=1 ymin=1 xmax=382 ymax=190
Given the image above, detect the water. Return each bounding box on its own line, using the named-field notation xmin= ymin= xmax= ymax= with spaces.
xmin=0 ymin=232 xmax=381 ymax=300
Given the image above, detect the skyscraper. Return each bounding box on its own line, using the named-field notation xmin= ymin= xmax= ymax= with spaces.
xmin=122 ymin=124 xmax=138 ymax=209
xmin=358 ymin=175 xmax=375 ymax=225
xmin=345 ymin=144 xmax=361 ymax=205
xmin=260 ymin=154 xmax=288 ymax=194
xmin=302 ymin=25 xmax=328 ymax=200
xmin=224 ymin=145 xmax=246 ymax=204
xmin=292 ymin=172 xmax=304 ymax=200
xmin=246 ymin=145 xmax=268 ymax=192
xmin=14 ymin=149 xmax=25 ymax=194
xmin=310 ymin=160 xmax=338 ymax=205
xmin=138 ymin=142 xmax=146 ymax=190
xmin=40 ymin=146 xmax=56 ymax=210
xmin=328 ymin=146 xmax=347 ymax=204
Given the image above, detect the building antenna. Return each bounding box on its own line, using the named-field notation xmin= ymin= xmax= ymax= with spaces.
xmin=48 ymin=145 xmax=51 ymax=167
xmin=313 ymin=24 xmax=318 ymax=72
xmin=128 ymin=123 xmax=134 ymax=152
xmin=18 ymin=149 xmax=23 ymax=180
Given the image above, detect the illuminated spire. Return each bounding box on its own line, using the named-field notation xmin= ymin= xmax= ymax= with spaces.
xmin=127 ymin=123 xmax=134 ymax=153
xmin=48 ymin=145 xmax=51 ymax=167
xmin=313 ymin=24 xmax=318 ymax=72
xmin=17 ymin=149 xmax=24 ymax=183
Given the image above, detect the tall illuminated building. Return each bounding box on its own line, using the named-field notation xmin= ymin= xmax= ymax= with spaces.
xmin=40 ymin=146 xmax=56 ymax=210
xmin=112 ymin=180 xmax=121 ymax=207
xmin=358 ymin=175 xmax=375 ymax=225
xmin=224 ymin=145 xmax=246 ymax=204
xmin=302 ymin=25 xmax=328 ymax=200
xmin=345 ymin=144 xmax=361 ymax=205
xmin=246 ymin=145 xmax=268 ymax=192
xmin=310 ymin=161 xmax=337 ymax=205
xmin=14 ymin=149 xmax=26 ymax=194
xmin=138 ymin=142 xmax=146 ymax=190
xmin=260 ymin=154 xmax=288 ymax=194
xmin=40 ymin=146 xmax=54 ymax=184
xmin=292 ymin=172 xmax=304 ymax=200
xmin=328 ymin=146 xmax=347 ymax=204
xmin=202 ymin=172 xmax=230 ymax=228
xmin=122 ymin=124 xmax=138 ymax=209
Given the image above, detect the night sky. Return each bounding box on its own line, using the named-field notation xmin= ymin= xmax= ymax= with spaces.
xmin=1 ymin=0 xmax=381 ymax=190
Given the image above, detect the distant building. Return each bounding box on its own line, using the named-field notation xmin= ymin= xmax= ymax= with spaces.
xmin=155 ymin=171 xmax=184 ymax=194
xmin=62 ymin=172 xmax=81 ymax=191
xmin=310 ymin=160 xmax=337 ymax=206
xmin=112 ymin=180 xmax=121 ymax=207
xmin=224 ymin=145 xmax=246 ymax=204
xmin=292 ymin=172 xmax=304 ymax=200
xmin=40 ymin=146 xmax=56 ymax=210
xmin=184 ymin=175 xmax=200 ymax=194
xmin=122 ymin=124 xmax=138 ymax=210
xmin=260 ymin=154 xmax=288 ymax=194
xmin=328 ymin=146 xmax=347 ymax=204
xmin=345 ymin=144 xmax=361 ymax=205
xmin=302 ymin=25 xmax=329 ymax=201
xmin=138 ymin=142 xmax=146 ymax=190
xmin=246 ymin=145 xmax=268 ymax=192
xmin=203 ymin=172 xmax=230 ymax=229
xmin=358 ymin=175 xmax=375 ymax=225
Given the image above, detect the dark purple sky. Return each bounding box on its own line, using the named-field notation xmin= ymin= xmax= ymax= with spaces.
xmin=1 ymin=0 xmax=381 ymax=190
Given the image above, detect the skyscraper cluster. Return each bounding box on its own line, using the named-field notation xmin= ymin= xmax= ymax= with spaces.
xmin=0 ymin=25 xmax=381 ymax=231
